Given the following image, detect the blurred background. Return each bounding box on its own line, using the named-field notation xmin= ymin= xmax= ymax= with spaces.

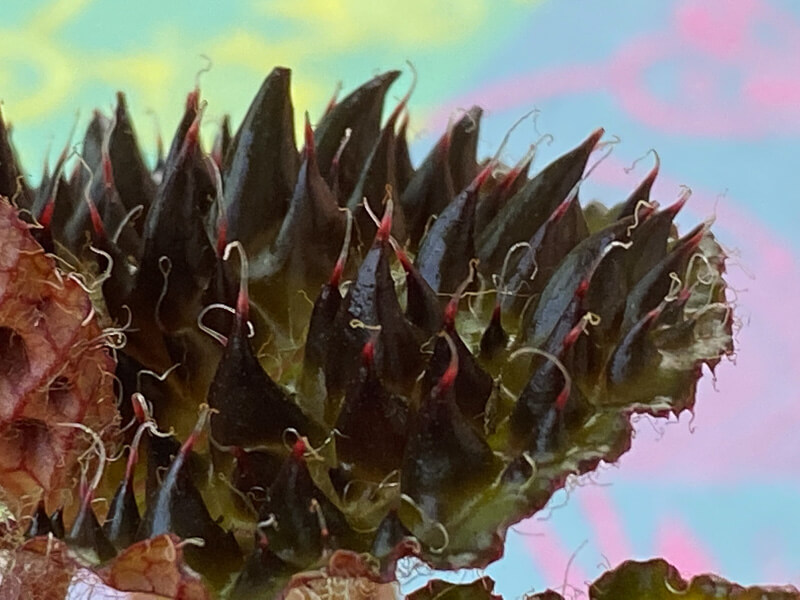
xmin=3 ymin=0 xmax=798 ymax=596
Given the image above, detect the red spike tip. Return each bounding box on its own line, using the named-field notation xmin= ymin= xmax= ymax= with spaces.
xmin=551 ymin=197 xmax=573 ymax=222
xmin=642 ymin=151 xmax=660 ymax=185
xmin=436 ymin=336 xmax=459 ymax=396
xmin=685 ymin=225 xmax=707 ymax=252
xmin=361 ymin=338 xmax=376 ymax=367
xmin=665 ymin=189 xmax=691 ymax=218
xmin=438 ymin=360 xmax=458 ymax=395
xmin=236 ymin=285 xmax=249 ymax=321
xmin=132 ymin=392 xmax=148 ymax=424
xmin=329 ymin=258 xmax=344 ymax=287
xmin=376 ymin=198 xmax=393 ymax=243
xmin=490 ymin=303 xmax=502 ymax=324
xmin=587 ymin=127 xmax=606 ymax=150
xmin=39 ymin=201 xmax=54 ymax=229
xmin=330 ymin=211 xmax=352 ymax=286
xmin=443 ymin=297 xmax=458 ymax=331
xmin=470 ymin=162 xmax=494 ymax=192
xmin=123 ymin=419 xmax=151 ymax=484
xmin=101 ymin=152 xmax=114 ymax=189
xmin=575 ymin=278 xmax=590 ymax=300
xmin=223 ymin=241 xmax=250 ymax=322
xmin=562 ymin=321 xmax=585 ymax=349
xmin=186 ymin=88 xmax=200 ymax=112
xmin=185 ymin=113 xmax=201 ymax=153
xmin=88 ymin=199 xmax=107 ymax=242
xmin=395 ymin=246 xmax=412 ymax=273
xmin=643 ymin=305 xmax=664 ymax=328
xmin=179 ymin=406 xmax=210 ymax=458
xmin=555 ymin=386 xmax=570 ymax=411
xmin=329 ymin=128 xmax=352 ymax=182
xmin=292 ymin=438 xmax=307 ymax=459
xmin=499 ymin=165 xmax=522 ymax=192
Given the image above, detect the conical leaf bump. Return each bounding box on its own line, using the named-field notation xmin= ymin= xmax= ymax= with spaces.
xmin=0 ymin=68 xmax=735 ymax=596
xmin=0 ymin=199 xmax=117 ymax=511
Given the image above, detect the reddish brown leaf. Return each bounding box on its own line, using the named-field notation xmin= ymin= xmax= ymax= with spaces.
xmin=283 ymin=550 xmax=397 ymax=600
xmin=0 ymin=197 xmax=118 ymax=510
xmin=0 ymin=536 xmax=80 ymax=600
xmin=96 ymin=534 xmax=210 ymax=600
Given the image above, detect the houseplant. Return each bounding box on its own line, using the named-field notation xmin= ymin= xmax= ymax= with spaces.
xmin=0 ymin=67 xmax=792 ymax=599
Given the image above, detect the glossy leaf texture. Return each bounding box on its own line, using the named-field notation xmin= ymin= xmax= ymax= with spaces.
xmin=588 ymin=559 xmax=800 ymax=600
xmin=406 ymin=576 xmax=501 ymax=600
xmin=538 ymin=559 xmax=800 ymax=600
xmin=0 ymin=67 xmax=738 ymax=597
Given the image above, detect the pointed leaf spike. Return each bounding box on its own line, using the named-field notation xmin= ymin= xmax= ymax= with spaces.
xmin=414 ymin=160 xmax=484 ymax=294
xmin=138 ymin=405 xmax=241 ymax=586
xmin=395 ymin=244 xmax=412 ymax=272
xmin=664 ymin=186 xmax=691 ymax=218
xmin=105 ymin=415 xmax=150 ymax=550
xmin=551 ymin=194 xmax=574 ymax=222
xmin=61 ymin=422 xmax=116 ymax=561
xmin=328 ymin=127 xmax=352 ymax=189
xmin=401 ymin=331 xmax=497 ymax=523
xmin=474 ymin=161 xmax=494 ymax=189
xmin=314 ymin=70 xmax=400 ymax=183
xmin=685 ymin=222 xmax=707 ymax=251
xmin=435 ymin=332 xmax=459 ymax=396
xmin=623 ymin=148 xmax=660 ymax=186
xmin=613 ymin=150 xmax=661 ymax=220
xmin=503 ymin=145 xmax=536 ymax=190
xmin=478 ymin=128 xmax=605 ymax=275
